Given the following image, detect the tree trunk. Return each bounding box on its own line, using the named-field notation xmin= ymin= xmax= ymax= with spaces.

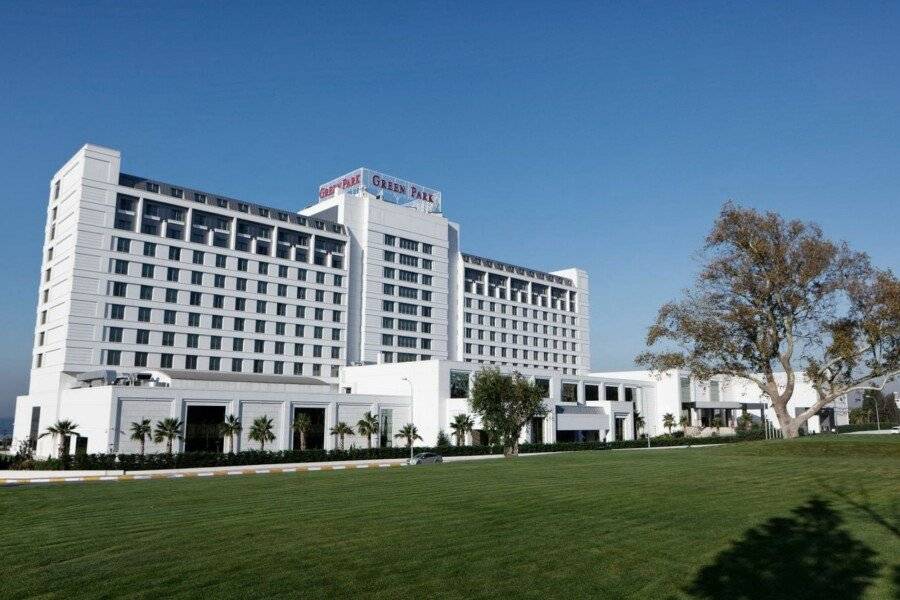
xmin=367 ymin=435 xmax=371 ymax=449
xmin=166 ymin=439 xmax=173 ymax=455
xmin=300 ymin=431 xmax=306 ymax=451
xmin=140 ymin=437 xmax=146 ymax=456
xmin=340 ymin=434 xmax=345 ymax=450
xmin=504 ymin=440 xmax=519 ymax=458
xmin=261 ymin=440 xmax=265 ymax=452
xmin=771 ymin=399 xmax=801 ymax=438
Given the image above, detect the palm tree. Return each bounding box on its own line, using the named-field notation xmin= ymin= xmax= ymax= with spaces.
xmin=662 ymin=413 xmax=675 ymax=434
xmin=355 ymin=412 xmax=379 ymax=449
xmin=220 ymin=414 xmax=242 ymax=453
xmin=679 ymin=415 xmax=690 ymax=430
xmin=292 ymin=413 xmax=312 ymax=451
xmin=633 ymin=412 xmax=646 ymax=437
xmin=129 ymin=419 xmax=152 ymax=456
xmin=40 ymin=420 xmax=79 ymax=459
xmin=394 ymin=423 xmax=422 ymax=451
xmin=153 ymin=418 xmax=184 ymax=455
xmin=449 ymin=413 xmax=474 ymax=446
xmin=711 ymin=415 xmax=723 ymax=433
xmin=248 ymin=416 xmax=276 ymax=451
xmin=329 ymin=421 xmax=355 ymax=450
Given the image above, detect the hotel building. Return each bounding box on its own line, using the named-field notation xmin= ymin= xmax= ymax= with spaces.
xmin=13 ymin=145 xmax=614 ymax=456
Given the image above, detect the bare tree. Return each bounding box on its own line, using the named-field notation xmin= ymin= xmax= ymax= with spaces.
xmin=638 ymin=203 xmax=899 ymax=438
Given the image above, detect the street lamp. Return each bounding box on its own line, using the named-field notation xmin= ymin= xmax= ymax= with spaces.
xmin=401 ymin=377 xmax=414 ymax=460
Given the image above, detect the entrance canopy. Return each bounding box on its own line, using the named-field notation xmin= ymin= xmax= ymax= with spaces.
xmin=556 ymin=405 xmax=604 ymax=431
xmin=694 ymin=401 xmax=743 ymax=410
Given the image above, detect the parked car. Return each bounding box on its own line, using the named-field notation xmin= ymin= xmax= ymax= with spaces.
xmin=409 ymin=452 xmax=443 ymax=465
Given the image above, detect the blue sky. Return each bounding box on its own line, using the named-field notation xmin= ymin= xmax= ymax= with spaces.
xmin=0 ymin=2 xmax=898 ymax=417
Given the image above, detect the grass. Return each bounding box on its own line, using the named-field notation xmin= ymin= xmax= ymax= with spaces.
xmin=1 ymin=435 xmax=898 ymax=599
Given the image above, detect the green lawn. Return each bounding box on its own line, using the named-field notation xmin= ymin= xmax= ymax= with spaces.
xmin=2 ymin=436 xmax=898 ymax=599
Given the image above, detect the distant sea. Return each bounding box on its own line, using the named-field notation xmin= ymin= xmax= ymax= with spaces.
xmin=0 ymin=417 xmax=12 ymax=438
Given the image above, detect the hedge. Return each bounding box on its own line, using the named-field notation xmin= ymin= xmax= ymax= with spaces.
xmin=2 ymin=431 xmax=765 ymax=472
xmin=835 ymin=423 xmax=890 ymax=433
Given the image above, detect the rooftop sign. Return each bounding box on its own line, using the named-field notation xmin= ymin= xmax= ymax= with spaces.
xmin=318 ymin=168 xmax=442 ymax=213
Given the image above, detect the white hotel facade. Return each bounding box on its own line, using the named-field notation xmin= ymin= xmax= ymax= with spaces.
xmin=12 ymin=145 xmax=839 ymax=457
xmin=13 ymin=145 xmax=635 ymax=456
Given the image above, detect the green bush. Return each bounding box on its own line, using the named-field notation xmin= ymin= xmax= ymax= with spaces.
xmin=835 ymin=423 xmax=885 ymax=433
xmin=4 ymin=431 xmax=767 ymax=472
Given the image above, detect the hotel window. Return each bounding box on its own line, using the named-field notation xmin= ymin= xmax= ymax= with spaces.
xmin=112 ymin=282 xmax=127 ymax=297
xmin=134 ymin=352 xmax=148 ymax=367
xmin=422 ymin=243 xmax=432 ymax=254
xmin=605 ymin=386 xmax=619 ymax=401
xmin=187 ymin=334 xmax=199 ymax=348
xmin=140 ymin=285 xmax=153 ymax=300
xmin=709 ymin=381 xmax=720 ymax=402
xmin=209 ymin=357 xmax=220 ymax=371
xmin=116 ymin=238 xmax=131 ymax=252
xmin=383 ymin=284 xmax=395 ymax=296
xmin=136 ymin=329 xmax=149 ymax=345
xmin=231 ymin=358 xmax=242 ymax=372
xmin=210 ymin=335 xmax=222 ymax=350
xmin=216 ymin=254 xmax=227 ymax=268
xmin=185 ymin=355 xmax=197 ymax=369
xmin=114 ymin=259 xmax=128 ymax=275
xmin=384 ymin=234 xmax=396 ymax=246
xmin=680 ymin=377 xmax=691 ymax=403
xmin=166 ymin=289 xmax=178 ymax=303
xmin=138 ymin=307 xmax=151 ymax=322
xmin=141 ymin=264 xmax=155 ymax=278
xmin=168 ymin=247 xmax=180 ymax=261
xmin=562 ymin=383 xmax=579 ymax=402
xmin=162 ymin=332 xmax=175 ymax=346
xmin=382 ymin=334 xmax=394 ymax=346
xmin=107 ymin=327 xmax=123 ymax=342
xmin=384 ymin=267 xmax=395 ymax=279
xmin=164 ymin=310 xmax=176 ymax=325
xmin=535 ymin=378 xmax=550 ymax=398
xmin=450 ymin=371 xmax=470 ymax=398
xmin=211 ymin=315 xmax=223 ymax=329
xmin=585 ymin=384 xmax=599 ymax=401
xmin=384 ymin=251 xmax=395 ymax=262
xmin=105 ymin=350 xmax=121 ymax=366
xmin=252 ymin=360 xmax=264 ymax=374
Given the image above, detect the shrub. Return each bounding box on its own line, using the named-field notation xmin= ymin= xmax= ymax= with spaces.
xmin=5 ymin=430 xmax=767 ymax=471
xmin=835 ymin=423 xmax=884 ymax=434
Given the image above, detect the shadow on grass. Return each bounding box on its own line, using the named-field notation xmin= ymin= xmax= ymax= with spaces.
xmin=686 ymin=497 xmax=878 ymax=600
